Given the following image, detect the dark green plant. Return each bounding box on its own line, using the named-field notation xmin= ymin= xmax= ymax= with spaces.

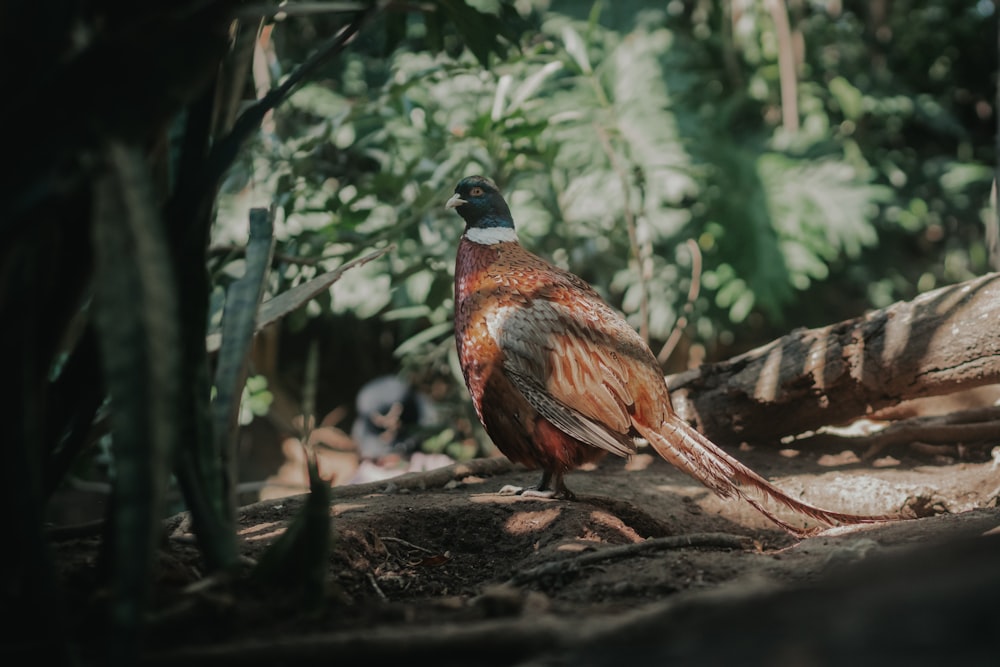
xmin=1 ymin=1 xmax=522 ymax=663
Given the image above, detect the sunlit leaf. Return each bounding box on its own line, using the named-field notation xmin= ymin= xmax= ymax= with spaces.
xmin=562 ymin=25 xmax=592 ymax=74
xmin=288 ymin=84 xmax=351 ymax=119
xmin=508 ymin=61 xmax=564 ymax=113
xmin=828 ymin=76 xmax=864 ymax=121
xmin=394 ymin=320 xmax=454 ymax=358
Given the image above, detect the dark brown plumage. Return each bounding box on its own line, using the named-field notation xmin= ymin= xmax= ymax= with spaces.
xmin=448 ymin=175 xmax=893 ymax=536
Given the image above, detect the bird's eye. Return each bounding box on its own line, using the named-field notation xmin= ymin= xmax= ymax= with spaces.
xmin=469 ymin=186 xmax=484 ymax=197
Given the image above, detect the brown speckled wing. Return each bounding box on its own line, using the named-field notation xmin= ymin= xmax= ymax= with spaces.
xmin=504 ymin=362 xmax=636 ymax=458
xmin=490 ymin=264 xmax=669 ymax=458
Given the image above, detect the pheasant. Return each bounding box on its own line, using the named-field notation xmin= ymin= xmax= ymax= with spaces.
xmin=447 ymin=175 xmax=892 ymax=537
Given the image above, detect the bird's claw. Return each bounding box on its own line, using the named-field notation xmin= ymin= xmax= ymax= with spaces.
xmin=497 ymin=484 xmax=558 ymax=499
xmin=520 ymin=488 xmax=557 ymax=499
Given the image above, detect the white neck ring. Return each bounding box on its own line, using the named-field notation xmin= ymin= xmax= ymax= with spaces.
xmin=464 ymin=227 xmax=518 ymax=245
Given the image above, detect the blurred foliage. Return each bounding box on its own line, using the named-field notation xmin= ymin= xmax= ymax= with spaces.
xmin=240 ymin=374 xmax=276 ymax=425
xmin=214 ymin=0 xmax=996 ymax=450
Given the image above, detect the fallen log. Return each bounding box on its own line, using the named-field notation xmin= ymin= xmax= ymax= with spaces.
xmin=667 ymin=272 xmax=1000 ymax=445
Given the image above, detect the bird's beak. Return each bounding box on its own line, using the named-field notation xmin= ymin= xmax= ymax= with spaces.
xmin=445 ymin=193 xmax=466 ymax=210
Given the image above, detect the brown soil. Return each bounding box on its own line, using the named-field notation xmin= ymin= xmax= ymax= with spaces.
xmin=41 ymin=438 xmax=1000 ymax=666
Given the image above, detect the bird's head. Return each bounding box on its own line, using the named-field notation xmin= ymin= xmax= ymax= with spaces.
xmin=445 ymin=176 xmax=514 ymax=231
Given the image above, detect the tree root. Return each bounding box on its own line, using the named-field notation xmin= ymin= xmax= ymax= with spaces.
xmin=784 ymin=406 xmax=1000 ymax=461
xmin=507 ymin=533 xmax=753 ymax=586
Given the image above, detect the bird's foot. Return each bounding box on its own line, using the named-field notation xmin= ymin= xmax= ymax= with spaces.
xmin=499 ymin=471 xmax=576 ymax=500
xmin=520 ymin=487 xmax=558 ymax=499
xmin=498 ymin=484 xmax=556 ymax=498
xmin=497 ymin=484 xmax=572 ymax=500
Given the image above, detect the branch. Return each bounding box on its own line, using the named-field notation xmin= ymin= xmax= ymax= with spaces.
xmin=594 ymin=123 xmax=650 ymax=343
xmin=208 ymin=244 xmax=323 ymax=266
xmin=507 ymin=533 xmax=751 ymax=586
xmin=787 ymin=406 xmax=1000 ymax=461
xmin=658 ymin=239 xmax=702 ymax=366
xmin=217 ymin=457 xmax=516 ymax=516
xmin=766 ymin=0 xmax=799 ymax=134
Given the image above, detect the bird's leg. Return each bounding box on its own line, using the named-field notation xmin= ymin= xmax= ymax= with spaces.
xmin=498 ymin=470 xmax=576 ymax=500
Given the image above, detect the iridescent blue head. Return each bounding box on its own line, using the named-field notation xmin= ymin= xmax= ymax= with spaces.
xmin=445 ymin=176 xmax=515 ymax=231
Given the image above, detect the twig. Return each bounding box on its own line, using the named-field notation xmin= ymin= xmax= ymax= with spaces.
xmin=658 ymin=239 xmax=702 ymax=365
xmin=766 ymin=0 xmax=800 ymax=134
xmin=869 ymin=420 xmax=1000 ymax=460
xmin=60 ymin=450 xmax=493 ymax=540
xmin=507 ymin=533 xmax=751 ymax=586
xmin=366 ymin=572 xmax=388 ymax=601
xmin=183 ymin=570 xmax=236 ymax=595
xmin=781 ymin=407 xmax=1000 ymax=461
xmin=236 ymin=457 xmax=517 ymax=510
xmin=988 ymin=178 xmax=998 ymax=271
xmin=207 ymin=244 xmax=323 ymax=266
xmin=380 ymin=536 xmax=438 ymax=555
xmin=594 ymin=122 xmax=650 ymax=343
xmin=299 ymin=339 xmax=321 ymax=462
xmin=155 ymin=458 xmax=516 ymax=543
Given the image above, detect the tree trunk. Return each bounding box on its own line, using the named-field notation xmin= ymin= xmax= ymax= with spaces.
xmin=667 ymin=272 xmax=1000 ymax=445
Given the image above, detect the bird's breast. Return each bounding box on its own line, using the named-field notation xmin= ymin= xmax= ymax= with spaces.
xmin=454 ymin=241 xmax=503 ymax=398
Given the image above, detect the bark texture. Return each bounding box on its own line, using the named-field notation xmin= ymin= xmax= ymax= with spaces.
xmin=667 ymin=272 xmax=1000 ymax=445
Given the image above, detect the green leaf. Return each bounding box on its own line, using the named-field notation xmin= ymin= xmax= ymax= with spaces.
xmin=382 ymin=304 xmax=433 ymax=321
xmin=434 ymin=0 xmax=520 ymax=68
xmin=508 ymin=61 xmax=564 ymax=113
xmin=212 ymin=207 xmax=276 ymax=509
xmin=759 ymin=154 xmax=887 ymax=260
xmin=206 ymin=245 xmax=395 ymax=352
xmin=91 ymin=142 xmax=181 ymax=663
xmin=562 ymin=25 xmax=592 ymax=74
xmin=728 ymin=290 xmax=755 ymax=324
xmin=394 ymin=320 xmax=454 ymax=357
xmin=288 ymin=84 xmax=351 ymax=119
xmin=828 ymin=76 xmax=864 ymax=121
xmin=939 ymin=162 xmax=993 ymax=194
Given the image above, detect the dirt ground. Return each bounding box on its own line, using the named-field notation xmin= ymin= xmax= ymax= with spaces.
xmin=44 ymin=435 xmax=1000 ymax=666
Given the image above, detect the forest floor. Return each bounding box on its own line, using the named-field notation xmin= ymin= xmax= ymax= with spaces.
xmin=44 ymin=434 xmax=1000 ymax=666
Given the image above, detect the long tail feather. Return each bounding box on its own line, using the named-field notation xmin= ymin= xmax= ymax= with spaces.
xmin=635 ymin=416 xmax=898 ymax=536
